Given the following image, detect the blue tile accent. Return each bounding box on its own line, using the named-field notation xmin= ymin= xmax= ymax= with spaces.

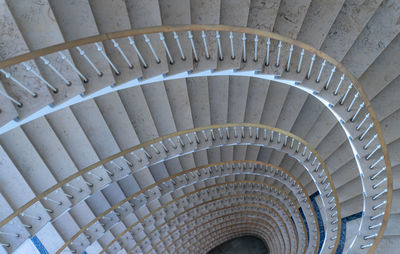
xmin=31 ymin=235 xmax=49 ymax=254
xmin=290 ymin=216 xmax=298 ymax=235
xmin=310 ymin=191 xmax=363 ymax=254
xmin=335 ymin=212 xmax=363 ymax=254
xmin=299 ymin=207 xmax=309 ymax=247
xmin=309 ymin=191 xmax=324 ymax=254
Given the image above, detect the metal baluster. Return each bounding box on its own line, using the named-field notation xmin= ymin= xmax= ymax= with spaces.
xmin=372 ymin=177 xmax=387 ymax=189
xmin=87 ymin=171 xmax=103 ymax=181
xmin=372 ymin=190 xmax=387 ymax=201
xmin=370 ymin=167 xmax=386 ymax=180
xmin=340 ymin=83 xmax=353 ymax=105
xmin=265 ymin=38 xmax=270 ymax=66
xmin=76 ymin=47 xmax=102 ymax=76
xmin=372 ymin=201 xmax=386 ymax=210
xmin=159 ymin=33 xmax=174 ymax=64
xmin=201 ymin=31 xmax=210 ymax=59
xmin=128 ymin=37 xmax=148 ymax=68
xmin=95 ymin=43 xmax=119 ymax=75
xmin=286 ymin=45 xmax=293 ymax=71
xmin=188 ymin=31 xmax=199 ymax=62
xmin=276 ymin=41 xmax=282 ymax=67
xmin=58 ymin=52 xmax=88 ymax=82
xmin=366 ymin=144 xmax=381 ymax=160
xmin=351 ymin=102 xmax=365 ymax=122
xmin=333 ymin=74 xmax=345 ymax=95
xmin=0 ymin=231 xmax=19 ymax=237
xmin=242 ymin=33 xmax=247 ymax=62
xmin=173 ymin=32 xmax=186 ymax=60
xmin=111 ymin=39 xmax=133 ymax=69
xmin=0 ymin=89 xmax=22 ymax=107
xmin=347 ymin=92 xmax=359 ymax=111
xmin=254 ymin=35 xmax=259 ymax=62
xmin=370 ymin=156 xmax=384 ymax=169
xmin=360 ymin=243 xmax=373 ymax=249
xmin=297 ymin=49 xmax=305 ymax=73
xmin=356 ymin=113 xmax=370 ymax=131
xmin=43 ymin=196 xmax=62 ymax=206
xmin=364 ymin=134 xmax=378 ymax=150
xmin=20 ymin=212 xmax=41 ymax=220
xmin=130 ymin=151 xmax=143 ymax=162
xmin=142 ymin=148 xmax=153 ymax=159
xmin=216 ymin=31 xmax=223 ymax=61
xmin=316 ymin=60 xmax=326 ymax=83
xmin=359 ymin=123 xmax=374 ymax=140
xmin=0 ymin=69 xmax=37 ymax=97
xmin=325 ymin=66 xmax=336 ymax=90
xmin=65 ymin=183 xmax=82 ymax=193
xmin=368 ymin=222 xmax=382 ymax=229
xmin=22 ymin=63 xmax=57 ymax=92
xmin=306 ymin=54 xmax=316 ymax=79
xmin=143 ymin=35 xmax=160 ymax=64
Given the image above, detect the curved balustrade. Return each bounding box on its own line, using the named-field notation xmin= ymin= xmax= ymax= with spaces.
xmin=60 ymin=180 xmax=309 ymax=254
xmin=0 ymin=25 xmax=391 ymax=253
xmin=0 ymin=124 xmax=337 ymax=253
xmin=144 ymin=208 xmax=287 ymax=254
xmin=99 ymin=161 xmax=314 ymax=254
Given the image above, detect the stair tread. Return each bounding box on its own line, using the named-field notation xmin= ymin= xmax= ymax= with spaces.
xmin=341 ymin=0 xmax=400 ymax=78
xmin=125 ymin=0 xmax=169 ymax=79
xmin=159 ymin=0 xmax=194 ymax=75
xmin=89 ymin=0 xmax=143 ymax=83
xmin=49 ymin=0 xmax=116 ymax=94
xmin=320 ymin=0 xmax=383 ymax=62
xmin=216 ymin=0 xmax=250 ymax=71
xmin=190 ymin=0 xmax=220 ymax=72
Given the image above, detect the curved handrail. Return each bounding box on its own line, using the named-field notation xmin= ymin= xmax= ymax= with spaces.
xmin=0 ymin=25 xmax=390 ymax=253
xmin=0 ymin=123 xmax=336 ymax=253
xmin=100 ymin=161 xmax=313 ymax=254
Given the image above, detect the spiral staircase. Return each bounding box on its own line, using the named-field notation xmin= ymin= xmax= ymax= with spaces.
xmin=0 ymin=0 xmax=399 ymax=253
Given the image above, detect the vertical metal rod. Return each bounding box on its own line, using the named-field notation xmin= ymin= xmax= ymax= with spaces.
xmin=229 ymin=32 xmax=235 ymax=59
xmin=216 ymin=31 xmax=223 ymax=61
xmin=201 ymin=31 xmax=210 ymax=59
xmin=306 ymin=54 xmax=316 ymax=79
xmin=59 ymin=52 xmax=88 ymax=82
xmin=128 ymin=36 xmax=148 ymax=68
xmin=254 ymin=35 xmax=259 ymax=62
xmin=111 ymin=39 xmax=133 ymax=68
xmin=0 ymin=89 xmax=21 ymax=106
xmin=340 ymin=83 xmax=353 ymax=105
xmin=173 ymin=32 xmax=186 ymax=60
xmin=316 ymin=60 xmax=326 ymax=82
xmin=95 ymin=43 xmax=120 ymax=75
xmin=333 ymin=74 xmax=345 ymax=95
xmin=286 ymin=45 xmax=293 ymax=71
xmin=22 ymin=63 xmax=57 ymax=92
xmin=325 ymin=66 xmax=336 ymax=89
xmin=297 ymin=49 xmax=305 ymax=73
xmin=188 ymin=31 xmax=199 ymax=62
xmin=159 ymin=33 xmax=174 ymax=64
xmin=347 ymin=92 xmax=359 ymax=111
xmin=76 ymin=47 xmax=102 ymax=76
xmin=242 ymin=33 xmax=247 ymax=62
xmin=143 ymin=34 xmax=160 ymax=64
xmin=265 ymin=38 xmax=270 ymax=66
xmin=276 ymin=41 xmax=282 ymax=67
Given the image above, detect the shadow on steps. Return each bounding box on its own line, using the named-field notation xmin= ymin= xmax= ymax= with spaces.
xmin=207 ymin=236 xmax=269 ymax=254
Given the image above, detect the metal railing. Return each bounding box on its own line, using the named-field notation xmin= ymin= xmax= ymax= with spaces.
xmin=0 ymin=25 xmax=391 ymax=253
